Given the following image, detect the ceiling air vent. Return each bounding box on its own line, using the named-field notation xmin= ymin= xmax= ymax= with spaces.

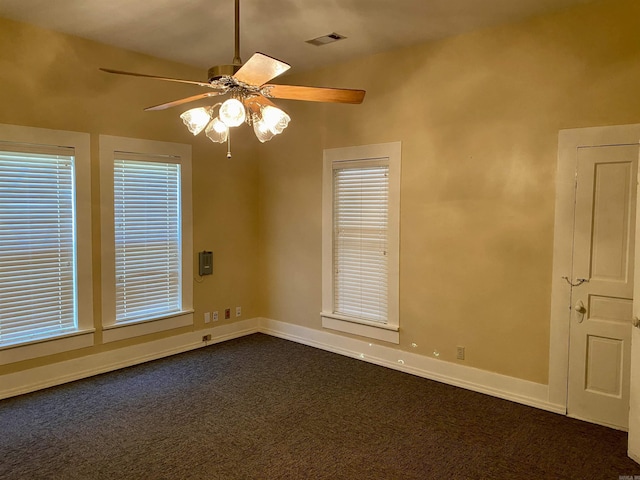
xmin=306 ymin=32 xmax=347 ymax=46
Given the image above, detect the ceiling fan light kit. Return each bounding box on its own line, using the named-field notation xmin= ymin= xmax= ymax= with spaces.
xmin=100 ymin=0 xmax=365 ymax=157
xmin=205 ymin=117 xmax=229 ymax=144
xmin=180 ymin=106 xmax=217 ymax=135
xmin=253 ymin=118 xmax=275 ymax=143
xmin=218 ymin=98 xmax=246 ymax=127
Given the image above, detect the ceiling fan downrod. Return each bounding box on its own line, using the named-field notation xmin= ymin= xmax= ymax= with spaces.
xmin=233 ymin=0 xmax=241 ymax=66
xmin=208 ymin=0 xmax=243 ymax=81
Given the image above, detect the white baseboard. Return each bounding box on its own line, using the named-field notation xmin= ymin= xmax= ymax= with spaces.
xmin=259 ymin=317 xmax=565 ymax=415
xmin=1 ymin=316 xmax=565 ymax=417
xmin=0 ymin=318 xmax=259 ymax=400
xmin=568 ymin=413 xmax=628 ymax=432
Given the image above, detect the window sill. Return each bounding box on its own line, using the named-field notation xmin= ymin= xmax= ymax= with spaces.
xmin=321 ymin=313 xmax=399 ymax=344
xmin=102 ymin=310 xmax=194 ymax=343
xmin=0 ymin=330 xmax=95 ymax=365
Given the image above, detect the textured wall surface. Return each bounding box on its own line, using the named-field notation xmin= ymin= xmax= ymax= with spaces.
xmin=257 ymin=0 xmax=640 ymax=384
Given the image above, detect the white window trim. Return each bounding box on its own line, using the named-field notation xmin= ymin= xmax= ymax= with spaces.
xmin=321 ymin=141 xmax=401 ymax=344
xmin=0 ymin=124 xmax=94 ymax=365
xmin=99 ymin=135 xmax=193 ymax=343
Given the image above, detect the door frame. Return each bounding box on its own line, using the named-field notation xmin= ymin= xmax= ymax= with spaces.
xmin=549 ymin=123 xmax=640 ymax=413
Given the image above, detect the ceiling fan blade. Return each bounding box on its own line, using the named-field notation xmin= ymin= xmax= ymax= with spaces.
xmin=250 ymin=94 xmax=277 ymax=108
xmin=262 ymin=84 xmax=366 ymax=104
xmin=233 ymin=53 xmax=290 ymax=86
xmin=144 ymin=92 xmax=226 ymax=111
xmin=100 ymin=68 xmax=220 ymax=89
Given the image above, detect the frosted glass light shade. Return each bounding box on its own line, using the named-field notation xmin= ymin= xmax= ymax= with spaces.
xmin=205 ymin=117 xmax=229 ymax=143
xmin=219 ymin=98 xmax=246 ymax=127
xmin=180 ymin=107 xmax=212 ymax=135
xmin=261 ymin=106 xmax=290 ymax=134
xmin=253 ymin=117 xmax=275 ymax=143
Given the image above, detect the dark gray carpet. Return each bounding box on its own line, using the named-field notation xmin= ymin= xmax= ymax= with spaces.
xmin=0 ymin=333 xmax=638 ymax=479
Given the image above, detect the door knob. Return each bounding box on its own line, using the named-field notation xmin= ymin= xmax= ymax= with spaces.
xmin=633 ymin=317 xmax=640 ymax=328
xmin=575 ymin=300 xmax=587 ymax=323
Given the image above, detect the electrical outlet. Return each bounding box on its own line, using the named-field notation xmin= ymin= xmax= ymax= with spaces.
xmin=456 ymin=346 xmax=465 ymax=360
xmin=224 ymin=308 xmax=231 ymax=320
xmin=213 ymin=311 xmax=219 ymax=321
xmin=202 ymin=334 xmax=211 ymax=342
xmin=236 ymin=306 xmax=241 ymax=317
xmin=204 ymin=312 xmax=211 ymax=324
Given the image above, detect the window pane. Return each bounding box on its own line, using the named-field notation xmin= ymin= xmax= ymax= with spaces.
xmin=114 ymin=158 xmax=181 ymax=323
xmin=333 ymin=166 xmax=389 ymax=323
xmin=0 ymin=150 xmax=77 ymax=346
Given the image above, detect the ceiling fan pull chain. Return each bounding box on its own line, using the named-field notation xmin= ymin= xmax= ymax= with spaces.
xmin=227 ymin=130 xmax=232 ymax=159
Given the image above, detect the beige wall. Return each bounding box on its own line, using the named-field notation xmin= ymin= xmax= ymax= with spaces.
xmin=2 ymin=0 xmax=640 ymax=388
xmin=0 ymin=17 xmax=260 ymax=375
xmin=258 ymin=0 xmax=640 ymax=384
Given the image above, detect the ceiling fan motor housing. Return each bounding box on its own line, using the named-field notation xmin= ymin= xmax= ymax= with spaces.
xmin=208 ymin=64 xmax=242 ymax=82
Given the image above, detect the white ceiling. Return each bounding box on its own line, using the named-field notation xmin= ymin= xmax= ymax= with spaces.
xmin=0 ymin=0 xmax=595 ymax=76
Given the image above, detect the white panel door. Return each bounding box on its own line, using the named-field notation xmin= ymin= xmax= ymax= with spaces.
xmin=568 ymin=144 xmax=638 ymax=429
xmin=629 ymin=147 xmax=640 ymax=462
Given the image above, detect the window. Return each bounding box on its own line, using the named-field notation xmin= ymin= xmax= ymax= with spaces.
xmin=114 ymin=155 xmax=182 ymax=323
xmin=333 ymin=164 xmax=389 ymax=322
xmin=0 ymin=147 xmax=76 ymax=345
xmin=321 ymin=142 xmax=401 ymax=344
xmin=0 ymin=124 xmax=93 ymax=364
xmin=100 ymin=136 xmax=193 ymax=343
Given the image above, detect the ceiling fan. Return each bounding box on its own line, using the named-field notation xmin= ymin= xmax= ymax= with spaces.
xmin=100 ymin=0 xmax=365 ymax=156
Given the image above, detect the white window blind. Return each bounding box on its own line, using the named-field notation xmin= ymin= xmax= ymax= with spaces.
xmin=114 ymin=154 xmax=182 ymax=324
xmin=0 ymin=146 xmax=77 ymax=347
xmin=333 ymin=165 xmax=389 ymax=323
